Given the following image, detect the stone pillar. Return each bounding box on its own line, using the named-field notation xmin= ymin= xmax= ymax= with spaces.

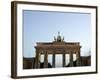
xmin=34 ymin=49 xmax=40 ymax=68
xmin=44 ymin=52 xmax=48 ymax=68
xmin=76 ymin=51 xmax=80 ymax=66
xmin=69 ymin=51 xmax=73 ymax=67
xmin=52 ymin=54 xmax=55 ymax=68
xmin=38 ymin=53 xmax=41 ymax=68
xmin=63 ymin=53 xmax=66 ymax=67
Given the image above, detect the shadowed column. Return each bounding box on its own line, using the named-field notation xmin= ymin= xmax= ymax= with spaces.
xmin=52 ymin=54 xmax=55 ymax=68
xmin=44 ymin=52 xmax=48 ymax=68
xmin=76 ymin=51 xmax=81 ymax=66
xmin=69 ymin=51 xmax=73 ymax=67
xmin=34 ymin=49 xmax=40 ymax=68
xmin=63 ymin=53 xmax=66 ymax=67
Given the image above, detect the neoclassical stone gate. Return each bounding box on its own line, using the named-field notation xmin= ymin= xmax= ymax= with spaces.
xmin=34 ymin=32 xmax=81 ymax=68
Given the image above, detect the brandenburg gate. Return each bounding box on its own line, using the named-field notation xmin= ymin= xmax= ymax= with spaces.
xmin=34 ymin=32 xmax=81 ymax=68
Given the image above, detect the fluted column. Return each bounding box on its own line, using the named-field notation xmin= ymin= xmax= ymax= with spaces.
xmin=44 ymin=52 xmax=48 ymax=68
xmin=69 ymin=51 xmax=73 ymax=67
xmin=52 ymin=54 xmax=55 ymax=68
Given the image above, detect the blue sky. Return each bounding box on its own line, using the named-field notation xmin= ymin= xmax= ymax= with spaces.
xmin=23 ymin=10 xmax=91 ymax=58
